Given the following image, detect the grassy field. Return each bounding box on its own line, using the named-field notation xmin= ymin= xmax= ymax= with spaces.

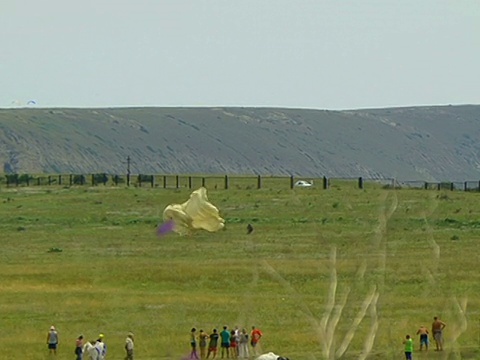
xmin=1 ymin=180 xmax=480 ymax=359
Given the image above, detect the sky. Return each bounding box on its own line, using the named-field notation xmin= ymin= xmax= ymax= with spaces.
xmin=1 ymin=0 xmax=479 ymax=110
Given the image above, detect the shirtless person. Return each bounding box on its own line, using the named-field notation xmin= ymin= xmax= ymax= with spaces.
xmin=432 ymin=316 xmax=446 ymax=351
xmin=416 ymin=325 xmax=429 ymax=351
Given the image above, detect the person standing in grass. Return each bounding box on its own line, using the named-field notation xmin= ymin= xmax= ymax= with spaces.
xmin=416 ymin=325 xmax=429 ymax=351
xmin=403 ymin=334 xmax=413 ymax=360
xmin=199 ymin=329 xmax=209 ymax=360
xmin=206 ymin=328 xmax=219 ymax=359
xmin=237 ymin=328 xmax=249 ymax=359
xmin=250 ymin=326 xmax=263 ymax=356
xmin=229 ymin=330 xmax=238 ymax=359
xmin=125 ymin=332 xmax=134 ymax=360
xmin=432 ymin=316 xmax=446 ymax=351
xmin=75 ymin=334 xmax=84 ymax=360
xmin=233 ymin=327 xmax=240 ymax=357
xmin=82 ymin=340 xmax=97 ymax=360
xmin=95 ymin=334 xmax=106 ymax=360
xmin=47 ymin=325 xmax=59 ymax=356
xmin=190 ymin=328 xmax=199 ymax=359
xmin=220 ymin=326 xmax=230 ymax=359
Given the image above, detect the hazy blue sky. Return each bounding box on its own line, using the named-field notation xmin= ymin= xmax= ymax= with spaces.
xmin=1 ymin=0 xmax=479 ymax=109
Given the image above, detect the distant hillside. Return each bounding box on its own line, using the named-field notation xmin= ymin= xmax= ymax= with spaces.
xmin=0 ymin=105 xmax=479 ymax=181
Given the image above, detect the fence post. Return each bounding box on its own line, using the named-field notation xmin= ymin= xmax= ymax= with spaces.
xmin=48 ymin=176 xmax=52 ymax=185
xmin=257 ymin=175 xmax=262 ymax=189
xmin=290 ymin=175 xmax=294 ymax=189
xmin=464 ymin=181 xmax=468 ymax=191
xmin=358 ymin=177 xmax=363 ymax=189
xmin=113 ymin=175 xmax=118 ymax=186
xmin=478 ymin=180 xmax=480 ymax=192
xmin=202 ymin=177 xmax=205 ymax=187
xmin=451 ymin=182 xmax=454 ymax=191
xmin=224 ymin=175 xmax=229 ymax=190
xmin=26 ymin=176 xmax=30 ymax=187
xmin=69 ymin=174 xmax=73 ymax=186
xmin=91 ymin=174 xmax=95 ymax=186
xmin=163 ymin=176 xmax=167 ymax=189
xmin=323 ymin=176 xmax=328 ymax=189
xmin=150 ymin=175 xmax=155 ymax=188
xmin=437 ymin=183 xmax=441 ymax=191
xmin=424 ymin=182 xmax=428 ymax=190
xmin=127 ymin=173 xmax=131 ymax=187
xmin=188 ymin=176 xmax=192 ymax=189
xmin=58 ymin=175 xmax=62 ymax=186
xmin=175 ymin=175 xmax=179 ymax=188
xmin=37 ymin=177 xmax=41 ymax=186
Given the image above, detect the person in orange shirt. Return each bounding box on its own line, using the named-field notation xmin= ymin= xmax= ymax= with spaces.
xmin=250 ymin=326 xmax=262 ymax=356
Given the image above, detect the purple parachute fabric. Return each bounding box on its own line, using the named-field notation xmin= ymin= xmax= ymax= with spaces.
xmin=156 ymin=219 xmax=174 ymax=236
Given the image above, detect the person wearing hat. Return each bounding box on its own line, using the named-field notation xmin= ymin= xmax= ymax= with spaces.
xmin=95 ymin=333 xmax=107 ymax=360
xmin=125 ymin=332 xmax=134 ymax=360
xmin=47 ymin=325 xmax=59 ymax=355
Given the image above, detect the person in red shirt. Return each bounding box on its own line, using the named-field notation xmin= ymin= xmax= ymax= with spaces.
xmin=250 ymin=326 xmax=262 ymax=356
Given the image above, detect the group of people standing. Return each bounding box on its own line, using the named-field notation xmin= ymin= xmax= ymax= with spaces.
xmin=46 ymin=326 xmax=134 ymax=360
xmin=48 ymin=316 xmax=447 ymax=360
xmin=189 ymin=325 xmax=263 ymax=359
xmin=403 ymin=316 xmax=446 ymax=360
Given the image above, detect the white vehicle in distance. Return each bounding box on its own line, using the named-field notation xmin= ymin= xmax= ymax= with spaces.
xmin=294 ymin=180 xmax=313 ymax=187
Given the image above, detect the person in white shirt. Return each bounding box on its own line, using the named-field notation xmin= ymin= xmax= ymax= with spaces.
xmin=47 ymin=325 xmax=59 ymax=355
xmin=125 ymin=332 xmax=134 ymax=360
xmin=95 ymin=334 xmax=106 ymax=360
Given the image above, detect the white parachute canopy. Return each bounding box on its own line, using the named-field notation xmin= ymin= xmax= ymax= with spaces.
xmin=162 ymin=187 xmax=225 ymax=235
xmin=256 ymin=353 xmax=286 ymax=360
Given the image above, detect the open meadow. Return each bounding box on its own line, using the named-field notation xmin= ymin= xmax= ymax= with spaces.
xmin=1 ymin=179 xmax=480 ymax=359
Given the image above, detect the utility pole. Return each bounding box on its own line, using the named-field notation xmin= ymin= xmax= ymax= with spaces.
xmin=126 ymin=156 xmax=131 ymax=186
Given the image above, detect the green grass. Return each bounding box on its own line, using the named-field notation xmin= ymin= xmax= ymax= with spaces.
xmin=1 ymin=182 xmax=480 ymax=359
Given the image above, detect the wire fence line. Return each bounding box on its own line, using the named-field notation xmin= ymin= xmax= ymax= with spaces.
xmin=2 ymin=173 xmax=480 ymax=192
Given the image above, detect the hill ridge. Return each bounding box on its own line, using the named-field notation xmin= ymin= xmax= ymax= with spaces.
xmin=0 ymin=105 xmax=479 ymax=181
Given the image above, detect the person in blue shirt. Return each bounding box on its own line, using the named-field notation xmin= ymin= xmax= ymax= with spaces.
xmin=220 ymin=326 xmax=230 ymax=359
